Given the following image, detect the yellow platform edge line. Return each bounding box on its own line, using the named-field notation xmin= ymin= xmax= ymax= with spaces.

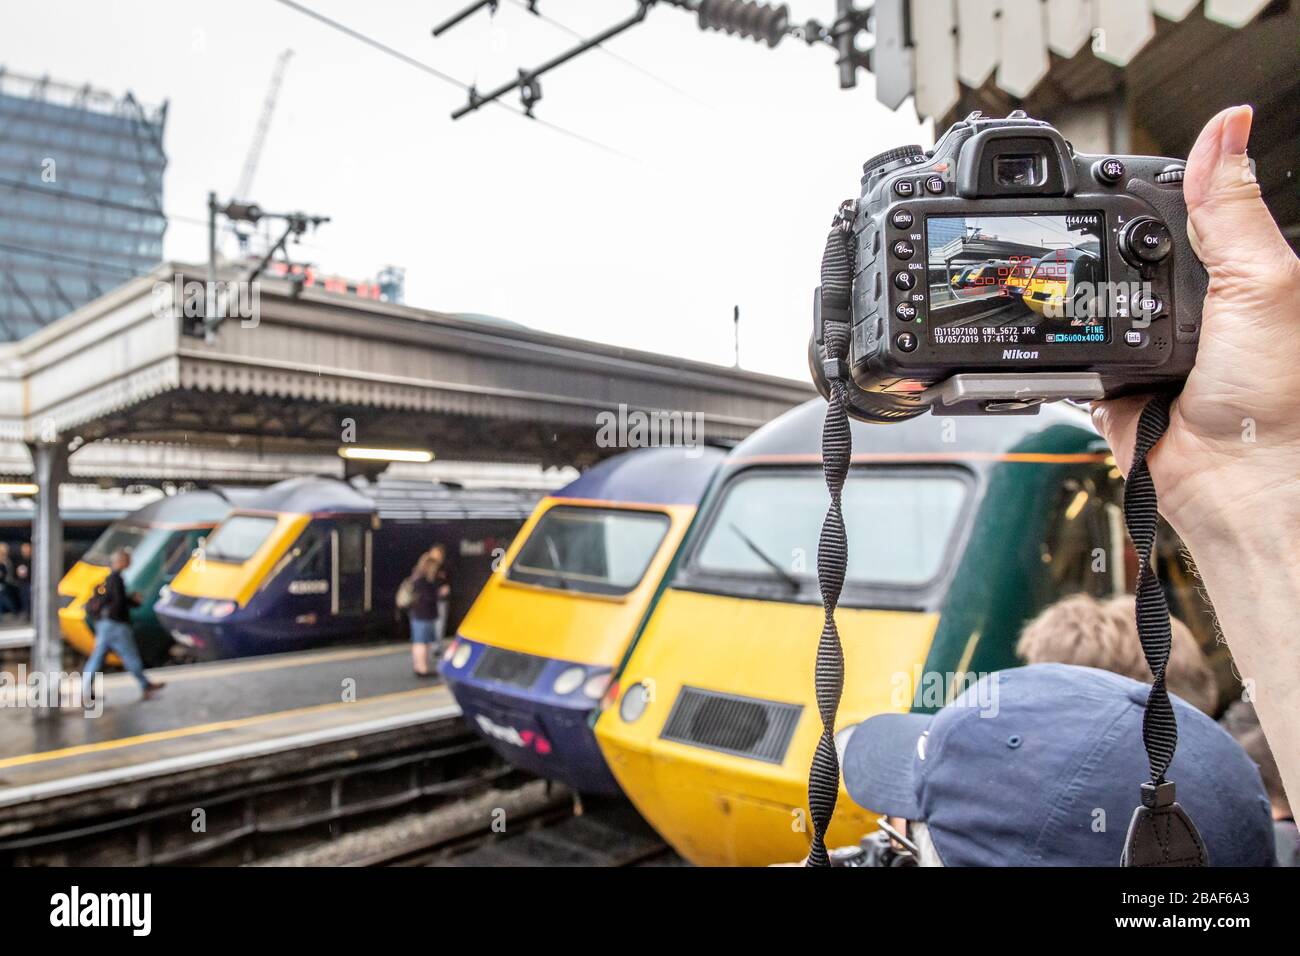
xmin=0 ymin=686 xmax=446 ymax=771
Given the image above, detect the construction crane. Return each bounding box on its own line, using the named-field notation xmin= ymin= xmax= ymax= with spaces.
xmin=229 ymin=49 xmax=294 ymax=253
xmin=234 ymin=49 xmax=294 ymax=201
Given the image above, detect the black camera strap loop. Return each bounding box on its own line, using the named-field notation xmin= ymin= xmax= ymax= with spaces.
xmin=1120 ymin=393 xmax=1208 ymax=867
xmin=810 ymin=202 xmax=1206 ymax=867
xmin=807 ymin=203 xmax=856 ymax=868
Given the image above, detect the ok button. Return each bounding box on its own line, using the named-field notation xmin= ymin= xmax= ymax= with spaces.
xmin=892 ymin=240 xmax=915 ymax=260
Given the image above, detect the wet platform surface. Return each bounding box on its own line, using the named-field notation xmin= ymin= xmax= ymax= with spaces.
xmin=0 ymin=643 xmax=459 ymax=807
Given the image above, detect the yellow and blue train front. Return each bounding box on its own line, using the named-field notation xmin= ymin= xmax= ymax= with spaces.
xmin=593 ymin=399 xmax=1110 ymax=865
xmin=440 ymin=446 xmax=724 ymax=795
xmin=155 ymin=510 xmax=312 ymax=658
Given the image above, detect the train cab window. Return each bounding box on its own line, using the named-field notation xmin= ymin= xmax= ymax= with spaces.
xmin=83 ymin=525 xmax=149 ymax=566
xmin=160 ymin=533 xmax=197 ymax=577
xmin=1039 ymin=479 xmax=1120 ymax=598
xmin=203 ymin=515 xmax=278 ymax=564
xmin=694 ymin=470 xmax=967 ymax=588
xmin=508 ymin=505 xmax=670 ymax=596
xmin=295 ymin=528 xmax=327 ymax=577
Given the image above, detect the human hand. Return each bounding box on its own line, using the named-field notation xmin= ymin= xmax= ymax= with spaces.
xmin=1091 ymin=106 xmax=1300 ymax=541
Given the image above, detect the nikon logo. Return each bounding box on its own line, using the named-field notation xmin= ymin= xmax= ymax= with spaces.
xmin=1002 ymin=348 xmax=1039 ymax=360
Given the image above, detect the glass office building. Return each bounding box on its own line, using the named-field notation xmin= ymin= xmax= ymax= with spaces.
xmin=0 ymin=70 xmax=167 ymax=340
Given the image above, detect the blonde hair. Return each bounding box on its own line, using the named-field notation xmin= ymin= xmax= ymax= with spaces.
xmin=1016 ymin=593 xmax=1218 ymax=715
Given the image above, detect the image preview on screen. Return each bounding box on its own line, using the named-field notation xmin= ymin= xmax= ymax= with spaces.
xmin=924 ymin=212 xmax=1107 ymax=347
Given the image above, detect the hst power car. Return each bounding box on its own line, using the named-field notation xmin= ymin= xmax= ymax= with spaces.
xmin=57 ymin=489 xmax=258 ymax=666
xmin=439 ymin=446 xmax=725 ymax=794
xmin=593 ymin=400 xmax=1227 ymax=866
xmin=1003 ymin=256 xmax=1040 ymax=298
xmin=154 ymin=477 xmax=536 ymax=660
xmin=1022 ymin=247 xmax=1103 ymax=318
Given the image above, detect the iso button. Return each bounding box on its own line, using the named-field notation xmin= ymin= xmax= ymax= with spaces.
xmin=894 ymin=302 xmax=918 ymax=321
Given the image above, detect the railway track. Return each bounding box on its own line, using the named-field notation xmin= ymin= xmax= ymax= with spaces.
xmin=333 ymin=789 xmax=679 ymax=868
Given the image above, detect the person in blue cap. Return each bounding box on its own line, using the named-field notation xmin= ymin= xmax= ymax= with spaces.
xmin=839 ymin=663 xmax=1274 ymax=866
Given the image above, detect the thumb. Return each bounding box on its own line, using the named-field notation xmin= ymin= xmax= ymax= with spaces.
xmin=1183 ymin=105 xmax=1294 ymax=279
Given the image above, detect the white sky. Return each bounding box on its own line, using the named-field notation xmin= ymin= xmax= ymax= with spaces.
xmin=3 ymin=0 xmax=931 ymax=380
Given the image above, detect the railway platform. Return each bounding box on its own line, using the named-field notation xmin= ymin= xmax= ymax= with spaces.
xmin=0 ymin=643 xmax=483 ymax=864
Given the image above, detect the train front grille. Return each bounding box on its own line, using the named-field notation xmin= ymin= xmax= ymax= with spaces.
xmin=472 ymin=646 xmax=546 ymax=689
xmin=659 ymin=687 xmax=803 ymax=764
xmin=166 ymin=593 xmax=199 ymax=611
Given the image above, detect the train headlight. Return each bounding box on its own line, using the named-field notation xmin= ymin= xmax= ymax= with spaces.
xmin=582 ymin=672 xmax=611 ymax=700
xmin=209 ymin=601 xmax=237 ymax=619
xmin=450 ymin=640 xmax=472 ymax=669
xmin=158 ymin=585 xmax=172 ymax=603
xmin=552 ymin=666 xmax=587 ymax=696
xmin=619 ymin=682 xmax=651 ymax=723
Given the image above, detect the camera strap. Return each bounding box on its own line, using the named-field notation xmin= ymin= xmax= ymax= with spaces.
xmin=811 ymin=202 xmax=1206 ymax=867
xmin=807 ymin=203 xmax=856 ymax=867
xmin=1119 ymin=394 xmax=1208 ymax=866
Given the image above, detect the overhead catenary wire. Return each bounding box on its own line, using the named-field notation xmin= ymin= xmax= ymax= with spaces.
xmin=502 ymin=0 xmax=714 ymax=109
xmin=272 ymin=0 xmax=635 ymax=160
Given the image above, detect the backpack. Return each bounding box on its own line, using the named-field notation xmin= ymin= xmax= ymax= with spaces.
xmin=84 ymin=582 xmax=109 ymax=619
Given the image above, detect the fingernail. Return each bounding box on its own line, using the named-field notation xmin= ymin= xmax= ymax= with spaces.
xmin=1219 ymin=105 xmax=1252 ymax=156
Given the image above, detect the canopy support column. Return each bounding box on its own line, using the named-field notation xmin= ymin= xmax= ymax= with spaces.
xmin=27 ymin=439 xmax=69 ymax=717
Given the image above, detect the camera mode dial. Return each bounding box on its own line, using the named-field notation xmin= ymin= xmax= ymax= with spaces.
xmin=861 ymin=145 xmax=926 ymax=182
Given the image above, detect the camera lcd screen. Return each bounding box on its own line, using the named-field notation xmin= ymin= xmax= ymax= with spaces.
xmin=924 ymin=212 xmax=1107 ymax=346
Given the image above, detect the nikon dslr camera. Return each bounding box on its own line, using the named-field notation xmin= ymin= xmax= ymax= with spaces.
xmin=810 ymin=111 xmax=1206 ymax=421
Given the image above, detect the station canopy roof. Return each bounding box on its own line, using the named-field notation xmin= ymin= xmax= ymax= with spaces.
xmin=0 ymin=263 xmax=812 ymax=470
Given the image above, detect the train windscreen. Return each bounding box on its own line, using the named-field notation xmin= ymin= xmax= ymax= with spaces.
xmin=82 ymin=524 xmax=154 ymax=567
xmin=694 ymin=471 xmax=967 ymax=588
xmin=508 ymin=505 xmax=670 ymax=596
xmin=202 ymin=515 xmax=278 ymax=564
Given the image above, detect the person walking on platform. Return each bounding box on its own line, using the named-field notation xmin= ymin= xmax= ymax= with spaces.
xmin=82 ymin=548 xmax=164 ymax=702
xmin=401 ymin=545 xmax=452 ymax=677
xmin=0 ymin=542 xmax=16 ymax=618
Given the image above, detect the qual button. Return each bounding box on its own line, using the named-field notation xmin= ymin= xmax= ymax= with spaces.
xmin=893 ymin=271 xmax=915 ymax=291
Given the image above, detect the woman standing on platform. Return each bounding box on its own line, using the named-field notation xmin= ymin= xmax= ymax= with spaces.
xmin=402 ymin=546 xmax=450 ymax=677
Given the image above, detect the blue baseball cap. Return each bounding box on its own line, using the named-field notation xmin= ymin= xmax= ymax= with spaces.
xmin=841 ymin=663 xmax=1274 ymax=866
